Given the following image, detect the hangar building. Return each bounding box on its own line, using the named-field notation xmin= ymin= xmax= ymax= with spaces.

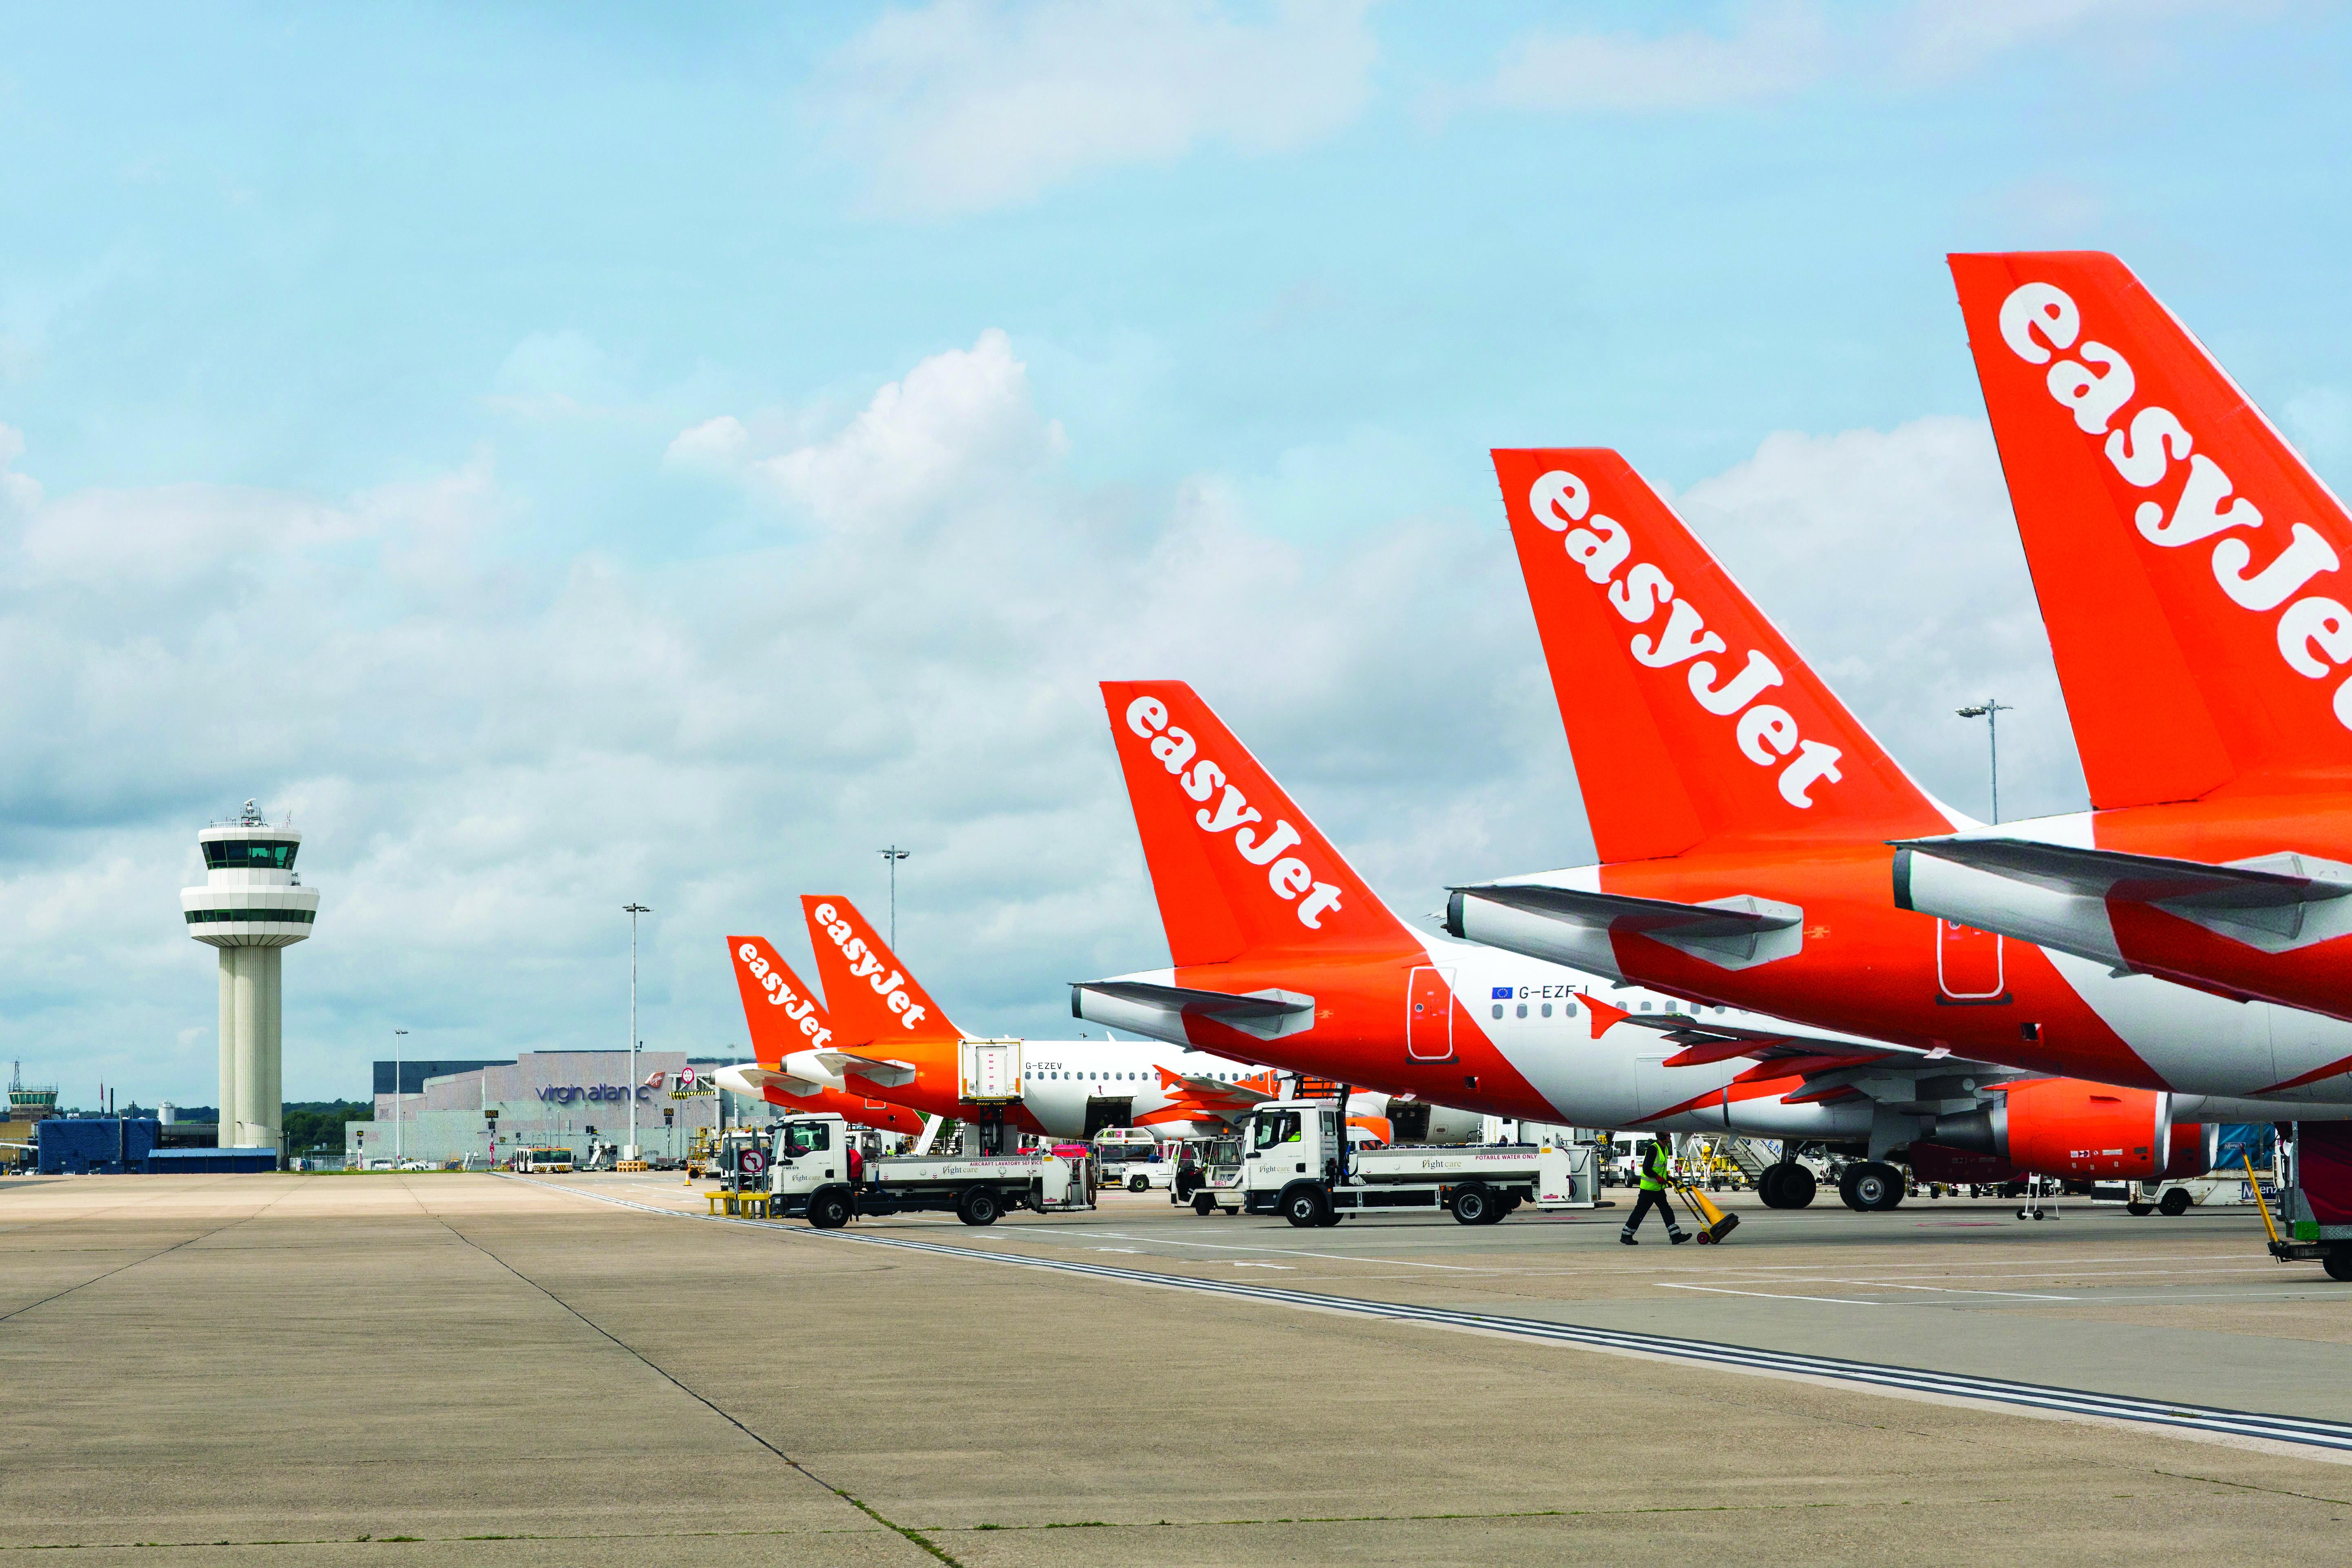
xmin=344 ymin=1049 xmax=758 ymax=1166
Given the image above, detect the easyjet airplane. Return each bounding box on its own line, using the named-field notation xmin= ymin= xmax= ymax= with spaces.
xmin=1076 ymin=680 xmax=2238 ymax=1208
xmin=784 ymin=896 xmax=1463 ymax=1145
xmin=712 ymin=938 xmax=930 ymax=1137
xmin=1891 ymin=252 xmax=2352 ymax=1058
xmin=1450 ymin=448 xmax=2352 ymax=1120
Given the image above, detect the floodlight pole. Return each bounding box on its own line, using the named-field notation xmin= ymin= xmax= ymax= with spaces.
xmin=392 ymin=1029 xmax=407 ymax=1160
xmin=1956 ymin=700 xmax=2014 ymax=823
xmin=624 ymin=904 xmax=649 ymax=1160
xmin=878 ymin=847 xmax=910 ymax=949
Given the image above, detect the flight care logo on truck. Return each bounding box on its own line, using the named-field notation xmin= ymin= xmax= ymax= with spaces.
xmin=735 ymin=942 xmax=834 ymax=1048
xmin=1524 ymin=468 xmax=1845 ymax=808
xmin=1991 ymin=278 xmax=2352 ymax=731
xmin=1124 ymin=694 xmax=1346 ymax=930
xmin=808 ymin=905 xmax=930 ymax=1030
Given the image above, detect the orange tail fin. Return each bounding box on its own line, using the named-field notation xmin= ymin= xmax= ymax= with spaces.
xmin=1492 ymin=449 xmax=1953 ymax=860
xmin=726 ymin=935 xmax=837 ymax=1064
xmin=799 ymin=895 xmax=960 ymax=1046
xmin=1950 ymin=252 xmax=2352 ymax=806
xmin=1100 ymin=680 xmax=1420 ymax=964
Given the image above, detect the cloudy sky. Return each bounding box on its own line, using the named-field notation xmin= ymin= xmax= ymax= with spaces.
xmin=6 ymin=1 xmax=2350 ymax=1105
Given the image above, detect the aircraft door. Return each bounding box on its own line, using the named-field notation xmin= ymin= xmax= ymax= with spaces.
xmin=1407 ymin=967 xmax=1456 ymax=1061
xmin=1082 ymin=1098 xmax=1134 ymax=1139
xmin=1385 ymin=1101 xmax=1432 ymax=1142
xmin=1936 ymin=918 xmax=2006 ymax=1000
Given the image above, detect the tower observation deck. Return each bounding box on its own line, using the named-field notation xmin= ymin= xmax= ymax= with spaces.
xmin=182 ymin=801 xmax=319 ymax=1154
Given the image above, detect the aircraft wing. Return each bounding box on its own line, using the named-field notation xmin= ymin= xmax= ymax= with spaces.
xmin=1154 ymin=1063 xmax=1276 ymax=1106
xmin=1613 ymin=1008 xmax=2028 ymax=1112
xmin=1896 ymin=837 xmax=2352 ymax=951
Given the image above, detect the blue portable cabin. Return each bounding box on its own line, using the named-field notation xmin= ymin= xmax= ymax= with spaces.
xmin=36 ymin=1117 xmax=161 ymax=1174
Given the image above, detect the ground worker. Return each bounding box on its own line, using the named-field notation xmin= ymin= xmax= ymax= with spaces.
xmin=1620 ymin=1137 xmax=1689 ymax=1245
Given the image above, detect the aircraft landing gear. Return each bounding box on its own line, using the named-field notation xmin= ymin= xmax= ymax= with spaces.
xmin=1838 ymin=1161 xmax=1904 ymax=1212
xmin=1757 ymin=1161 xmax=1817 ymax=1209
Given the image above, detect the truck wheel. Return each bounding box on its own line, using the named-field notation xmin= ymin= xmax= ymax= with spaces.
xmin=1128 ymin=1174 xmax=1150 ymax=1193
xmin=959 ymin=1190 xmax=1002 ymax=1227
xmin=2158 ymin=1187 xmax=2193 ymax=1217
xmin=1283 ymin=1187 xmax=1330 ymax=1228
xmin=1450 ymin=1185 xmax=1492 ymax=1225
xmin=1193 ymin=1192 xmax=1217 ymax=1216
xmin=2125 ymin=1201 xmax=2154 ymax=1216
xmin=808 ymin=1192 xmax=851 ymax=1230
xmin=2325 ymin=1250 xmax=2352 ymax=1282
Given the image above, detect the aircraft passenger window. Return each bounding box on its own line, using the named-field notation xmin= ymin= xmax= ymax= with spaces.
xmin=1564 ymin=1004 xmax=1577 ymax=1018
xmin=1640 ymin=1002 xmax=1653 ymax=1011
xmin=1491 ymin=1004 xmax=1503 ymax=1020
xmin=1516 ymin=1003 xmax=1528 ymax=1019
xmin=1541 ymin=1003 xmax=1552 ymax=1018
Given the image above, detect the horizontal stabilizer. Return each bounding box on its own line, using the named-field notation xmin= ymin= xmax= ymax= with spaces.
xmin=717 ymin=1064 xmax=830 ymax=1101
xmin=1449 ymin=884 xmax=1803 ymax=970
xmin=1898 ymin=837 xmax=2352 ymax=953
xmin=810 ymin=1050 xmax=920 ymax=1089
xmin=1072 ymin=979 xmax=1316 ymax=1042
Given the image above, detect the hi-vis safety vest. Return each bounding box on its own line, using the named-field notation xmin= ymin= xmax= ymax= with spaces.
xmin=1639 ymin=1142 xmax=1670 ymax=1191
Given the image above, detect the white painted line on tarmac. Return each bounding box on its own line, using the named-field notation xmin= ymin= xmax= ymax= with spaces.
xmin=1056 ymin=1228 xmax=1486 ymax=1271
xmin=1654 ymin=1283 xmax=1881 ymax=1306
xmin=1806 ymin=1279 xmax=2075 ymax=1300
xmin=522 ymin=1177 xmax=2352 ymax=1465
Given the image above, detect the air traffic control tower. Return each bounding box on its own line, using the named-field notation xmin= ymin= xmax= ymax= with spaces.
xmin=183 ymin=801 xmax=319 ymax=1154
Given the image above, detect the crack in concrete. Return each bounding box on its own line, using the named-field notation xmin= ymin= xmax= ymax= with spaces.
xmin=399 ymin=1178 xmax=961 ymax=1566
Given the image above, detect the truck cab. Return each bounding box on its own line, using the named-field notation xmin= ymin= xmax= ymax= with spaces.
xmin=1240 ymin=1097 xmax=1596 ymax=1227
xmin=768 ymin=1110 xmax=1094 ymax=1229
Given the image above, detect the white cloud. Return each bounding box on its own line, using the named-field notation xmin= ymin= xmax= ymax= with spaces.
xmin=2284 ymin=387 xmax=2352 ymax=465
xmin=664 ymin=415 xmax=750 ymax=473
xmin=816 ymin=0 xmax=1377 ymax=216
xmin=0 ymin=328 xmax=1570 ymax=1105
xmin=4 ymin=342 xmax=2091 ymax=1112
xmin=0 ymin=424 xmax=40 ymax=517
xmin=1482 ymin=1 xmax=1830 ymax=114
xmin=1469 ymin=0 xmax=2247 ymax=115
xmin=1894 ymin=0 xmax=2240 ymax=81
xmin=746 ymin=329 xmax=1068 ymax=526
xmin=1673 ymin=416 xmax=2087 ymax=823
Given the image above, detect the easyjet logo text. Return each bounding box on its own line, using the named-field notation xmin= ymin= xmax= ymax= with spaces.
xmin=1124 ymin=696 xmax=1346 ymax=929
xmin=735 ymin=942 xmax=833 ymax=1049
xmin=1525 ymin=472 xmax=1844 ymax=808
xmin=808 ymin=905 xmax=930 ymax=1030
xmin=1996 ymin=280 xmax=2352 ymax=729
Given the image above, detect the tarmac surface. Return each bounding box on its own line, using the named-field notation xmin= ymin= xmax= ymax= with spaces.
xmin=4 ymin=1171 xmax=2350 ymax=1565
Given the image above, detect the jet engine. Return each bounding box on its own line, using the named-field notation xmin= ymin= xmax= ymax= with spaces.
xmin=1926 ymin=1080 xmax=2169 ymax=1180
xmin=2164 ymin=1120 xmax=2219 ymax=1180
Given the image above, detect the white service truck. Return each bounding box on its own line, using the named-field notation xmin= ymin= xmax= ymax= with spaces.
xmin=766 ymin=1111 xmax=1094 ymax=1229
xmin=1239 ymin=1098 xmax=1597 ymax=1227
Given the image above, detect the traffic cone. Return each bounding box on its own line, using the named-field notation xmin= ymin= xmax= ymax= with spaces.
xmin=1679 ymin=1184 xmax=1740 ymax=1244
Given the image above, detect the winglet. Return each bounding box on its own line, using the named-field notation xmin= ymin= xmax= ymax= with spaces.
xmin=800 ymin=895 xmax=961 ymax=1045
xmin=1950 ymin=251 xmax=2352 ymax=804
xmin=1492 ymin=448 xmax=1952 ymax=858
